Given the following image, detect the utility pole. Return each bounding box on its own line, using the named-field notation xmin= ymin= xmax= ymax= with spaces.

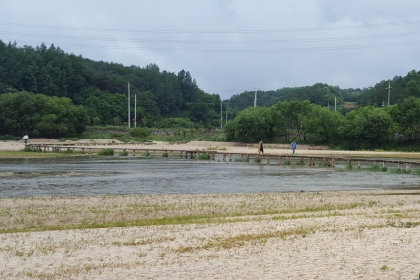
xmin=128 ymin=82 xmax=130 ymax=128
xmin=220 ymin=100 xmax=223 ymax=129
xmin=254 ymin=85 xmax=258 ymax=107
xmin=386 ymin=81 xmax=392 ymax=105
xmin=134 ymin=92 xmax=137 ymax=128
xmin=334 ymin=97 xmax=336 ymax=111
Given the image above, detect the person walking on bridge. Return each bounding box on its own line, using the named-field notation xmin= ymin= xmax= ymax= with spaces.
xmin=291 ymin=139 xmax=297 ymax=155
xmin=23 ymin=135 xmax=29 ymax=145
xmin=258 ymin=140 xmax=264 ymax=154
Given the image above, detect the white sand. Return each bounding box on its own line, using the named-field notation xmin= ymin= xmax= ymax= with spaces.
xmin=0 ymin=192 xmax=420 ymax=279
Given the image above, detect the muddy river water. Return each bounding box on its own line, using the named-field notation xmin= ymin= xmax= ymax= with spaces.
xmin=0 ymin=156 xmax=419 ymax=197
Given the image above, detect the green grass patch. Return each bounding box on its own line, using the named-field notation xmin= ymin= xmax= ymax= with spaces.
xmin=0 ymin=214 xmax=227 ymax=234
xmin=0 ymin=150 xmax=79 ymax=158
xmin=234 ymin=158 xmax=249 ymax=162
xmin=23 ymin=146 xmax=43 ymax=153
xmin=370 ymin=165 xmax=387 ymax=172
xmin=198 ymin=153 xmax=211 ymax=160
xmin=119 ymin=151 xmax=129 ymax=156
xmin=98 ymin=148 xmax=114 ymax=156
xmin=61 ymin=149 xmax=74 ymax=154
xmin=389 ymin=168 xmax=411 ymax=174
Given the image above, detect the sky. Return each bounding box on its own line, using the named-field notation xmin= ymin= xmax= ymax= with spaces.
xmin=1 ymin=0 xmax=420 ymax=100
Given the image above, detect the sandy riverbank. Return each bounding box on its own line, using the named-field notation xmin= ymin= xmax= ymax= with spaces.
xmin=1 ymin=191 xmax=420 ymax=279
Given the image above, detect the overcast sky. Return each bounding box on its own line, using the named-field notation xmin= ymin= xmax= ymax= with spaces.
xmin=1 ymin=0 xmax=420 ymax=99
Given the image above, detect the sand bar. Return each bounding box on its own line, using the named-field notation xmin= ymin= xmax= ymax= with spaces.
xmin=1 ymin=190 xmax=420 ymax=279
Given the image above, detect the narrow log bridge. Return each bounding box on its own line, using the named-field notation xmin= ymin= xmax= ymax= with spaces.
xmin=27 ymin=144 xmax=419 ymax=170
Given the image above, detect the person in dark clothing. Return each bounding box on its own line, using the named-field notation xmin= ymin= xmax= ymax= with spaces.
xmin=258 ymin=140 xmax=264 ymax=154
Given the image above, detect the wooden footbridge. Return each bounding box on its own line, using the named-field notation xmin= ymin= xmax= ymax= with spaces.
xmin=26 ymin=143 xmax=420 ymax=171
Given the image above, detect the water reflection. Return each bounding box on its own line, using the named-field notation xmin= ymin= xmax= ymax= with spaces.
xmin=0 ymin=156 xmax=418 ymax=197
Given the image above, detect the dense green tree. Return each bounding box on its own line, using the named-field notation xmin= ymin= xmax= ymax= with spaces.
xmin=76 ymin=87 xmax=126 ymax=125
xmin=271 ymin=100 xmax=312 ymax=142
xmin=339 ymin=106 xmax=393 ymax=149
xmin=225 ymin=107 xmax=272 ymax=142
xmin=301 ymin=105 xmax=345 ymax=144
xmin=389 ymin=97 xmax=420 ymax=141
xmin=0 ymin=91 xmax=88 ymax=137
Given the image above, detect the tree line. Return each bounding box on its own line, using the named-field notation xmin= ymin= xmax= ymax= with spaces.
xmin=225 ymin=70 xmax=420 ymax=115
xmin=224 ymin=97 xmax=420 ymax=149
xmin=0 ymin=91 xmax=88 ymax=137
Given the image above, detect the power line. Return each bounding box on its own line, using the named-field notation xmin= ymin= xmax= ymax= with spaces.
xmin=1 ymin=19 xmax=420 ymax=34
xmin=4 ymin=39 xmax=420 ymax=52
xmin=2 ymin=30 xmax=420 ymax=44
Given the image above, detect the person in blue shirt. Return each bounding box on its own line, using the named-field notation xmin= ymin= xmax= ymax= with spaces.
xmin=291 ymin=139 xmax=297 ymax=155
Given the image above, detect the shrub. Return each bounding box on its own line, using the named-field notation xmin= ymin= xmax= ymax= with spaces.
xmin=0 ymin=135 xmax=20 ymax=141
xmin=158 ymin=118 xmax=194 ymax=128
xmin=198 ymin=153 xmax=211 ymax=160
xmin=370 ymin=165 xmax=387 ymax=172
xmin=129 ymin=127 xmax=150 ymax=138
xmin=62 ymin=149 xmax=74 ymax=154
xmin=119 ymin=151 xmax=128 ymax=156
xmin=234 ymin=158 xmax=249 ymax=162
xmin=162 ymin=152 xmax=169 ymax=157
xmin=111 ymin=133 xmax=124 ymax=138
xmin=98 ymin=148 xmax=114 ymax=156
xmin=23 ymin=147 xmax=42 ymax=153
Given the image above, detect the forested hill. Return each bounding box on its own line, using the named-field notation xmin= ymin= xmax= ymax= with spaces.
xmin=0 ymin=40 xmax=221 ymax=126
xmin=1 ymin=40 xmax=420 ymax=127
xmin=226 ymin=69 xmax=420 ymax=113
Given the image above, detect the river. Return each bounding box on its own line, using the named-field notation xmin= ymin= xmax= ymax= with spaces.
xmin=0 ymin=156 xmax=418 ymax=197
